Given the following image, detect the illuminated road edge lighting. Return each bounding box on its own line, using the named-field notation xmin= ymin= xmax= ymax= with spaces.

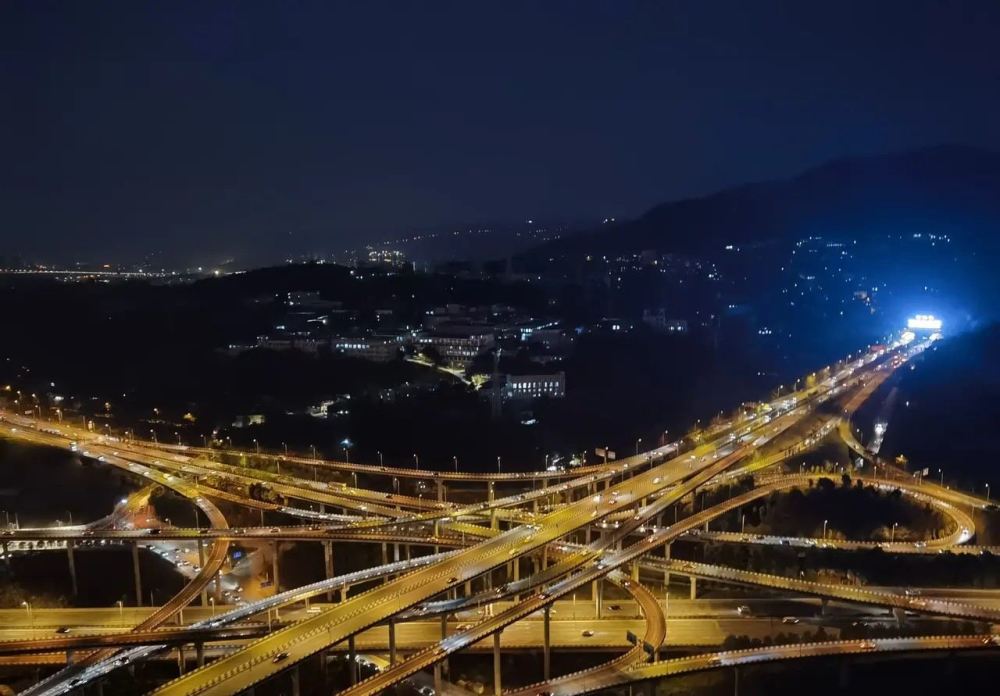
xmin=907 ymin=314 xmax=942 ymax=330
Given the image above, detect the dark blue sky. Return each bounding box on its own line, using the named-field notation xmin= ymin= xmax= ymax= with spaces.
xmin=2 ymin=1 xmax=999 ymax=265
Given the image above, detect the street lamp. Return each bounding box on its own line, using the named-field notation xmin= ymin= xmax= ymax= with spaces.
xmin=822 ymin=519 xmax=828 ymax=540
xmin=741 ymin=514 xmax=746 ymax=534
xmin=635 ymin=438 xmax=642 ymax=457
xmin=253 ymin=438 xmax=260 ymax=455
xmin=377 ymin=451 xmax=383 ymax=467
xmin=453 ymin=456 xmax=459 ymax=473
xmin=987 ymin=484 xmax=992 ymax=503
xmin=116 ymin=600 xmax=123 ymax=619
xmin=149 ymin=429 xmax=157 ymax=444
xmin=209 ymin=597 xmax=216 ymax=617
xmin=938 ymin=468 xmax=944 ymax=487
xmin=497 ymin=456 xmax=501 ymax=474
xmin=341 ymin=439 xmax=352 ymax=463
xmin=413 ymin=453 xmax=420 ymax=470
xmin=891 ymin=522 xmax=898 ymax=543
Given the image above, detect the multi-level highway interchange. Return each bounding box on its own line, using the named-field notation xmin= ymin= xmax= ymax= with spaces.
xmin=1 ymin=331 xmax=998 ymax=696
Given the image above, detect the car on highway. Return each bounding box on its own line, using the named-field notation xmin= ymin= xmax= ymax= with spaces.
xmin=858 ymin=640 xmax=877 ymax=650
xmin=581 ymin=630 xmax=595 ymax=637
xmin=781 ymin=616 xmax=799 ymax=624
xmin=55 ymin=626 xmax=71 ymax=634
xmin=272 ymin=651 xmax=290 ymax=663
xmin=736 ymin=605 xmax=751 ymax=615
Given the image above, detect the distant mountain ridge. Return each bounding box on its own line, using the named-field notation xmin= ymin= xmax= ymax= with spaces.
xmin=519 ymin=144 xmax=1000 ymax=263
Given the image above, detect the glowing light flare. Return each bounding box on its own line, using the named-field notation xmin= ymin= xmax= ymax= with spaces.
xmin=907 ymin=314 xmax=942 ymax=330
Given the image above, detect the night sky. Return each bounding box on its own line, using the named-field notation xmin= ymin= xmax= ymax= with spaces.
xmin=3 ymin=1 xmax=999 ymax=266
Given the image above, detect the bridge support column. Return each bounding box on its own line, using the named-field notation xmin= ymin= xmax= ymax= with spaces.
xmin=272 ymin=541 xmax=280 ymax=593
xmin=493 ymin=630 xmax=502 ymax=696
xmin=440 ymin=613 xmax=449 ymax=673
xmin=394 ymin=543 xmax=400 ymax=562
xmin=663 ymin=542 xmax=671 ymax=588
xmin=704 ymin=520 xmax=710 ymax=532
xmin=382 ymin=542 xmax=388 ymax=565
xmin=67 ymin=541 xmax=78 ymax=597
xmin=465 ymin=580 xmax=472 ymax=596
xmin=348 ymin=634 xmax=358 ymax=685
xmin=689 ymin=576 xmax=697 ymax=600
xmin=323 ymin=541 xmax=335 ymax=601
xmin=488 ymin=482 xmax=495 ymax=503
xmin=132 ymin=541 xmax=142 ymax=607
xmin=437 ymin=480 xmax=445 ymax=502
xmin=197 ymin=540 xmax=208 ymax=606
xmin=290 ymin=664 xmax=301 ymax=696
xmin=490 ymin=509 xmax=498 ymax=530
xmin=434 ymin=663 xmax=443 ymax=695
xmin=543 ymin=606 xmax=551 ymax=680
xmin=820 ymin=597 xmax=829 ymax=616
xmin=196 ymin=642 xmax=205 ymax=667
xmin=176 ymin=645 xmax=186 ymax=675
xmin=389 ymin=619 xmax=397 ymax=665
xmin=440 ymin=614 xmax=450 ymax=676
xmin=594 ymin=579 xmax=603 ymax=617
xmin=339 ymin=585 xmax=349 ymax=603
xmin=838 ymin=659 xmax=851 ymax=689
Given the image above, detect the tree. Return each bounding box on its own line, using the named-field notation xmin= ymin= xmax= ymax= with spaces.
xmin=421 ymin=345 xmax=444 ymax=366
